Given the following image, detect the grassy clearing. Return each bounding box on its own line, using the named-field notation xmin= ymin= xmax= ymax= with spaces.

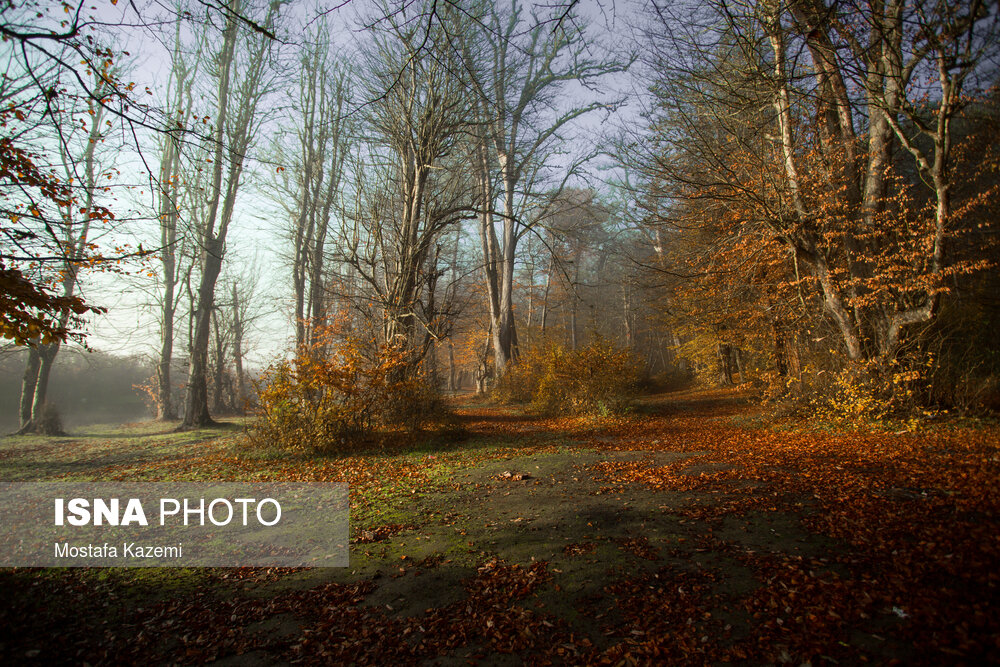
xmin=0 ymin=420 xmax=244 ymax=482
xmin=1 ymin=390 xmax=997 ymax=665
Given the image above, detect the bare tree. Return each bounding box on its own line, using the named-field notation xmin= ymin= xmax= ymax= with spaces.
xmin=180 ymin=0 xmax=280 ymax=429
xmin=466 ymin=0 xmax=629 ymax=374
xmin=338 ymin=2 xmax=476 ymax=369
xmin=16 ymin=71 xmax=114 ymax=434
xmin=152 ymin=23 xmax=199 ymax=421
xmin=276 ymin=25 xmax=353 ymax=350
xmin=210 ymin=260 xmax=264 ymax=413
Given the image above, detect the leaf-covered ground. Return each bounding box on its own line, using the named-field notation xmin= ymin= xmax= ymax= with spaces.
xmin=1 ymin=388 xmax=998 ymax=665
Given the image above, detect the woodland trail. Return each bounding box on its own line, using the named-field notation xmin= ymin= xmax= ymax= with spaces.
xmin=1 ymin=388 xmax=998 ymax=664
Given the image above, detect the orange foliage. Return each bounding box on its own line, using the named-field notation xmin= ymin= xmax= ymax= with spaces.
xmin=248 ymin=325 xmax=442 ymax=453
xmin=657 ymin=125 xmax=1000 ymax=411
xmin=587 ymin=389 xmax=1000 ymax=663
xmin=1 ymin=136 xmax=110 ymax=345
xmin=493 ymin=337 xmax=642 ymax=415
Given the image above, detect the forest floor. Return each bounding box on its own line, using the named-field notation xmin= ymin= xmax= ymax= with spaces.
xmin=1 ymin=387 xmax=998 ymax=665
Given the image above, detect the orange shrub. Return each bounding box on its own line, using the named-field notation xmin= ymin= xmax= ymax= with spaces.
xmin=494 ymin=338 xmax=641 ymax=416
xmin=248 ymin=330 xmax=441 ymax=454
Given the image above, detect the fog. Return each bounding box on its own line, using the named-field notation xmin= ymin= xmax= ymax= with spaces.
xmin=0 ymin=350 xmax=154 ymax=433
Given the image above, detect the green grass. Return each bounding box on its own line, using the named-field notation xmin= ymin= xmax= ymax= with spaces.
xmin=0 ymin=420 xmax=245 ymax=482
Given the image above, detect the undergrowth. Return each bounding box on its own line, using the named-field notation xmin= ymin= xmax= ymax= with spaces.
xmin=492 ymin=337 xmax=642 ymax=416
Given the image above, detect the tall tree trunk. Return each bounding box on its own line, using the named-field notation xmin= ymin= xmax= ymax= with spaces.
xmin=184 ymin=237 xmax=225 ymax=427
xmin=29 ymin=343 xmax=62 ymax=433
xmin=155 ymin=27 xmax=189 ymax=421
xmin=211 ymin=308 xmax=227 ymax=414
xmin=181 ymin=3 xmax=257 ymax=429
xmin=672 ymin=332 xmax=688 ymax=375
xmin=16 ymin=347 xmax=41 ymax=433
xmin=773 ymin=320 xmax=789 ymax=377
xmin=155 ymin=171 xmax=179 ymax=421
xmin=17 ymin=78 xmax=105 ymax=433
xmin=448 ymin=341 xmax=457 ymax=392
xmin=766 ymin=9 xmax=863 ymax=360
xmin=734 ymin=348 xmax=745 ymax=385
xmin=475 ymin=330 xmax=492 ymax=395
xmin=540 ymin=267 xmax=551 ymax=334
xmin=156 ymin=254 xmax=178 ymax=420
xmin=497 ymin=164 xmax=520 ymax=367
xmin=525 ymin=239 xmax=534 ymax=337
xmin=623 ymin=281 xmax=633 ymax=347
xmin=156 ymin=291 xmax=177 ymax=420
xmin=478 ymin=143 xmax=507 ymax=372
xmin=717 ymin=344 xmax=734 ymax=385
xmin=232 ymin=282 xmax=246 ymax=414
xmin=569 ymin=243 xmax=582 ymax=350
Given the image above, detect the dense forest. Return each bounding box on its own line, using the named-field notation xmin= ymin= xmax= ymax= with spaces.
xmin=3 ymin=0 xmax=998 ymax=436
xmin=3 ymin=1 xmax=1000 ymax=664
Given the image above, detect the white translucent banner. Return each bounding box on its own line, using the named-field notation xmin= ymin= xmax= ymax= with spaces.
xmin=0 ymin=483 xmax=349 ymax=567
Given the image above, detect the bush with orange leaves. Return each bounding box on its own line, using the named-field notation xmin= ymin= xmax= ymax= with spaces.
xmin=248 ymin=329 xmax=442 ymax=454
xmin=493 ymin=337 xmax=642 ymax=416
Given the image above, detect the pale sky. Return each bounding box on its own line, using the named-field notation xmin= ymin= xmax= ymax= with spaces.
xmin=50 ymin=0 xmax=644 ymax=367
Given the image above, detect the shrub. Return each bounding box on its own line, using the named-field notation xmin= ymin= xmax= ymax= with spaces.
xmin=247 ymin=331 xmax=442 ymax=455
xmin=494 ymin=338 xmax=641 ymax=416
xmin=491 ymin=353 xmax=542 ymax=405
xmin=793 ymin=357 xmax=951 ymax=430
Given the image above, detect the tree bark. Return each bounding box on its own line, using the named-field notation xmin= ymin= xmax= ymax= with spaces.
xmin=154 ymin=26 xmax=191 ymax=421
xmin=184 ymin=236 xmax=225 ymax=427
xmin=29 ymin=343 xmax=62 ymax=433
xmin=232 ymin=282 xmax=246 ymax=414
xmin=16 ymin=347 xmax=40 ymax=433
xmin=211 ymin=308 xmax=227 ymax=414
xmin=17 ymin=77 xmax=105 ymax=433
xmin=181 ymin=0 xmax=274 ymax=427
xmin=448 ymin=341 xmax=457 ymax=392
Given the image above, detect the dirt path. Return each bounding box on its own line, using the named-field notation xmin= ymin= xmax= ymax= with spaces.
xmin=1 ymin=389 xmax=997 ymax=664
